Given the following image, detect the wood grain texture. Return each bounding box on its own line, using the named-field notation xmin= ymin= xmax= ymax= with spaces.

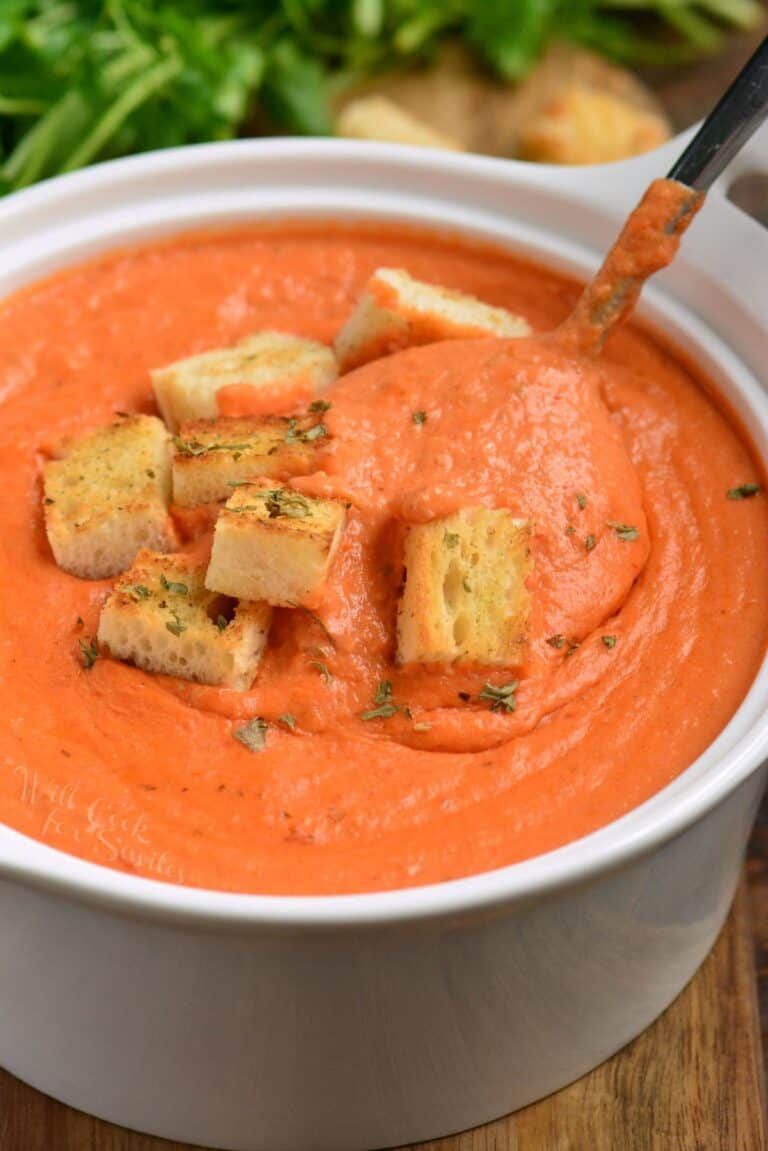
xmin=0 ymin=877 xmax=762 ymax=1151
xmin=749 ymin=798 xmax=768 ymax=1083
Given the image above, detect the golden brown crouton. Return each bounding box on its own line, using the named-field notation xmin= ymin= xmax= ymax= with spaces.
xmin=205 ymin=481 xmax=346 ymax=607
xmin=172 ymin=415 xmax=325 ymax=507
xmin=334 ymin=267 xmax=531 ymax=371
xmin=519 ymin=86 xmax=669 ymax=166
xmin=336 ymin=95 xmax=462 ymax=151
xmin=151 ymin=332 xmax=338 ymax=431
xmin=43 ymin=414 xmax=176 ymax=580
xmin=97 ymin=550 xmax=271 ymax=691
xmin=397 ymin=508 xmax=533 ymax=666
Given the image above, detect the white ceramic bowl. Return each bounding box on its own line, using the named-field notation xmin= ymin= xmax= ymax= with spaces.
xmin=0 ymin=131 xmax=767 ymax=1151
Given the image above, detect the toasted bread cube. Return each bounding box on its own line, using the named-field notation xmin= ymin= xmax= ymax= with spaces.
xmin=152 ymin=332 xmax=338 ymax=431
xmin=519 ymin=87 xmax=669 ymax=166
xmin=97 ymin=550 xmax=271 ymax=691
xmin=334 ymin=268 xmax=531 ymax=371
xmin=205 ymin=481 xmax=346 ymax=607
xmin=43 ymin=414 xmax=176 ymax=580
xmin=173 ymin=415 xmax=323 ymax=507
xmin=336 ymin=95 xmax=462 ymax=152
xmin=397 ymin=509 xmax=533 ymax=667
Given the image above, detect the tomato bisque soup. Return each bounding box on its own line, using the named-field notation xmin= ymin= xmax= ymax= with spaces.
xmin=0 ymin=219 xmax=766 ymax=895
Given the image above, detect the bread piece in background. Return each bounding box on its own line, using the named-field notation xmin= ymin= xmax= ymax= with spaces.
xmin=332 ymin=41 xmax=670 ymax=162
xmin=519 ymin=86 xmax=669 ymax=164
xmin=337 ymin=95 xmax=462 ymax=151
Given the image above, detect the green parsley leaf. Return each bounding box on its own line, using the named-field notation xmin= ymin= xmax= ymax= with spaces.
xmin=585 ymin=534 xmax=597 ymax=551
xmin=309 ymin=659 xmax=332 ymax=683
xmin=233 ymin=718 xmax=268 ymax=752
xmin=309 ymin=399 xmax=332 ymax=413
xmin=727 ymin=483 xmax=761 ymax=500
xmin=360 ymin=702 xmax=399 ymax=720
xmin=444 ymin=531 xmax=460 ymax=548
xmin=165 ymin=612 xmax=187 ymax=637
xmin=601 ymin=635 xmax=617 ymax=649
xmin=576 ymin=492 xmax=588 ymax=509
xmin=125 ymin=584 xmax=151 ymax=600
xmin=607 ymin=522 xmax=640 ymax=541
xmin=79 ymin=637 xmax=99 ymax=670
xmin=278 ymin=713 xmax=297 ymax=729
xmin=285 ymin=417 xmax=328 ymax=445
xmin=478 ymin=681 xmax=518 ymax=713
xmin=546 ymin=634 xmax=565 ymax=649
xmin=412 ymin=410 xmax=428 ymax=425
xmin=160 ymin=573 xmax=188 ymax=596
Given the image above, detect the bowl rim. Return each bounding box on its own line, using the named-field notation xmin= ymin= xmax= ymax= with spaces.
xmin=1 ymin=135 xmax=767 ymax=930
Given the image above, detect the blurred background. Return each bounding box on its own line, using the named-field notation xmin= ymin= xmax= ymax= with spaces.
xmin=0 ymin=1 xmax=766 ymax=195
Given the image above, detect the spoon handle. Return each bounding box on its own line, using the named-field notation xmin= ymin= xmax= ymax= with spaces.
xmin=556 ymin=37 xmax=768 ymax=356
xmin=668 ymin=35 xmax=768 ymax=191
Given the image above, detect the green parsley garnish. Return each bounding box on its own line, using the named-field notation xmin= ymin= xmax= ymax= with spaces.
xmin=607 ymin=522 xmax=640 ymax=541
xmin=79 ymin=637 xmax=99 ymax=670
xmin=360 ymin=680 xmax=402 ymax=721
xmin=309 ymin=399 xmax=332 ymax=413
xmin=546 ymin=634 xmax=565 ymax=649
xmin=412 ymin=410 xmax=428 ymax=425
xmin=173 ymin=436 xmax=252 ymax=457
xmin=585 ymin=534 xmax=597 ymax=551
xmin=565 ymin=640 xmax=580 ymax=658
xmin=601 ymin=635 xmax=617 ymax=649
xmin=165 ymin=612 xmax=187 ymax=636
xmin=125 ymin=584 xmax=150 ymax=600
xmin=215 ymin=615 xmax=229 ymax=632
xmin=576 ymin=492 xmax=588 ymax=509
xmin=285 ymin=417 xmax=327 ymax=444
xmin=233 ymin=718 xmax=268 ymax=752
xmin=278 ymin=713 xmax=297 ymax=730
xmin=478 ymin=681 xmax=518 ymax=713
xmin=444 ymin=531 xmax=460 ymax=548
xmin=565 ymin=524 xmax=576 ymax=536
xmin=160 ymin=573 xmax=188 ymax=596
xmin=727 ymin=483 xmax=761 ymax=500
xmin=308 ymin=659 xmax=332 ymax=683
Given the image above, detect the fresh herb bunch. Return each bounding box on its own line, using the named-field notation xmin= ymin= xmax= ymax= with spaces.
xmin=0 ymin=1 xmax=762 ymax=193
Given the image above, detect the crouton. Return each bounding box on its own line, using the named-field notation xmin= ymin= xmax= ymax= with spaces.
xmin=151 ymin=332 xmax=338 ymax=431
xmin=334 ymin=268 xmax=531 ymax=371
xmin=397 ymin=509 xmax=533 ymax=666
xmin=172 ymin=415 xmax=324 ymax=507
xmin=97 ymin=549 xmax=271 ymax=691
xmin=336 ymin=95 xmax=462 ymax=152
xmin=43 ymin=414 xmax=176 ymax=580
xmin=205 ymin=481 xmax=346 ymax=607
xmin=519 ymin=86 xmax=669 ymax=166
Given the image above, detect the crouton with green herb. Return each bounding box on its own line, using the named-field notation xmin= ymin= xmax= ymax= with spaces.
xmin=151 ymin=331 xmax=337 ymax=431
xmin=43 ymin=414 xmax=175 ymax=580
xmin=97 ymin=549 xmax=271 ymax=691
xmin=205 ymin=481 xmax=346 ymax=607
xmin=172 ymin=414 xmax=326 ymax=506
xmin=397 ymin=508 xmax=533 ymax=666
xmin=334 ymin=268 xmax=531 ymax=372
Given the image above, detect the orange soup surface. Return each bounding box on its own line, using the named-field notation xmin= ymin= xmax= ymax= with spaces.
xmin=0 ymin=221 xmax=765 ymax=893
